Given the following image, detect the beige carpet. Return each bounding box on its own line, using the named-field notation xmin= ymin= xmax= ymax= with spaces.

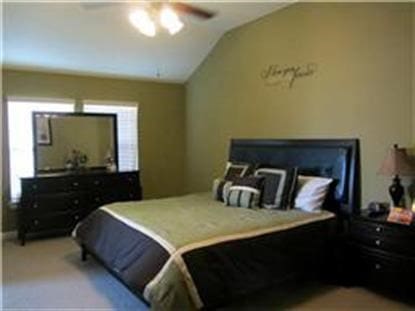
xmin=2 ymin=237 xmax=414 ymax=310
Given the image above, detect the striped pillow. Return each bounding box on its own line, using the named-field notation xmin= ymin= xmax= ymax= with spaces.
xmin=213 ymin=161 xmax=253 ymax=202
xmin=213 ymin=178 xmax=233 ymax=202
xmin=224 ymin=176 xmax=264 ymax=208
xmin=254 ymin=167 xmax=298 ymax=210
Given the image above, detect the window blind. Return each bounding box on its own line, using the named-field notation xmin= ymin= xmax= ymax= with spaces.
xmin=83 ymin=102 xmax=139 ymax=171
xmin=7 ymin=99 xmax=75 ymax=201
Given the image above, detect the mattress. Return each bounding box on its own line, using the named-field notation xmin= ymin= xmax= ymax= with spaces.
xmin=73 ymin=192 xmax=335 ymax=310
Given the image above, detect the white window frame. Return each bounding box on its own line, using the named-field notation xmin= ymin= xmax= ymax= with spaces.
xmin=82 ymin=100 xmax=140 ymax=171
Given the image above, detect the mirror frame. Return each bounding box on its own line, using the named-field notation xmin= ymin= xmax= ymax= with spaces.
xmin=32 ymin=112 xmax=119 ymax=174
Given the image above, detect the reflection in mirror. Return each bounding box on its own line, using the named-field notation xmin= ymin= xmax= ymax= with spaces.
xmin=33 ymin=113 xmax=118 ymax=174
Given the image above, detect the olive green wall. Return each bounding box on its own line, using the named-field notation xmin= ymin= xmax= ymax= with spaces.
xmin=412 ymin=5 xmax=415 ymax=145
xmin=2 ymin=69 xmax=186 ymax=231
xmin=186 ymin=3 xmax=414 ymax=208
xmin=2 ymin=3 xmax=415 ymax=232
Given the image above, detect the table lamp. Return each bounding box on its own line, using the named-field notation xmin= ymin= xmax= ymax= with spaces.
xmin=378 ymin=144 xmax=414 ymax=207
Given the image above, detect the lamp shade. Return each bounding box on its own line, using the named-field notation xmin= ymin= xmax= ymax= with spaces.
xmin=378 ymin=145 xmax=414 ymax=176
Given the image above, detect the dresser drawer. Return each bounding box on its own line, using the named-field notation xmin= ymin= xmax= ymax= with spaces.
xmin=354 ymin=246 xmax=415 ymax=292
xmin=26 ymin=212 xmax=82 ymax=233
xmin=21 ymin=192 xmax=87 ymax=215
xmin=84 ymin=176 xmax=106 ymax=189
xmin=83 ymin=175 xmax=111 ymax=189
xmin=350 ymin=218 xmax=415 ymax=240
xmin=21 ymin=176 xmax=89 ymax=194
xmin=82 ymin=172 xmax=138 ymax=189
xmin=22 ymin=177 xmax=69 ymax=194
xmin=351 ymin=233 xmax=415 ymax=257
xmin=65 ymin=176 xmax=89 ymax=191
xmin=117 ymin=172 xmax=140 ymax=187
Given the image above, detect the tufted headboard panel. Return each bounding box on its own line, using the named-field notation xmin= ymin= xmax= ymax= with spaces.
xmin=229 ymin=139 xmax=361 ymax=215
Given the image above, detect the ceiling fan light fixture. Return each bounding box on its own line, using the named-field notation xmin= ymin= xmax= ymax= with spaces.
xmin=129 ymin=9 xmax=156 ymax=37
xmin=165 ymin=19 xmax=184 ymax=35
xmin=160 ymin=6 xmax=184 ymax=35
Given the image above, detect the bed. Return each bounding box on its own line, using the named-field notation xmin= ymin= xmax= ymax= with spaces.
xmin=73 ymin=139 xmax=361 ymax=310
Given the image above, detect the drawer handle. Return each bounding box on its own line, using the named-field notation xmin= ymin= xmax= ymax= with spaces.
xmin=72 ymin=182 xmax=79 ymax=187
xmin=375 ymin=240 xmax=381 ymax=246
xmin=376 ymin=227 xmax=382 ymax=233
xmin=375 ymin=263 xmax=381 ymax=270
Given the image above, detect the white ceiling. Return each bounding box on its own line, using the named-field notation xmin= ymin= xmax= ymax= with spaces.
xmin=3 ymin=1 xmax=290 ymax=83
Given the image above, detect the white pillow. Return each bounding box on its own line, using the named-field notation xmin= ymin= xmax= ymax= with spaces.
xmin=295 ymin=175 xmax=333 ymax=212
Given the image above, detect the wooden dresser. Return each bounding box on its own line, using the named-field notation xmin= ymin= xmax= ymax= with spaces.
xmin=347 ymin=211 xmax=415 ymax=298
xmin=18 ymin=170 xmax=142 ymax=245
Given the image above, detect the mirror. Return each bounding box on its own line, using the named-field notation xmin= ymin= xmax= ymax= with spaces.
xmin=33 ymin=112 xmax=118 ymax=174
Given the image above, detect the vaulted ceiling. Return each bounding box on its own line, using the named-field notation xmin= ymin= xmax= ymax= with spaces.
xmin=3 ymin=2 xmax=290 ymax=82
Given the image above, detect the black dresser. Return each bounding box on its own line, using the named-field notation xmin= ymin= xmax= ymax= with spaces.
xmin=347 ymin=211 xmax=415 ymax=298
xmin=18 ymin=170 xmax=142 ymax=245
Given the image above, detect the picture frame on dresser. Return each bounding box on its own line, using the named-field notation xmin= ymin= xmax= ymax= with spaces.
xmin=35 ymin=115 xmax=52 ymax=146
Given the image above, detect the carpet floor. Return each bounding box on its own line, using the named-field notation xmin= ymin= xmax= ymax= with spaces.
xmin=2 ymin=237 xmax=414 ymax=310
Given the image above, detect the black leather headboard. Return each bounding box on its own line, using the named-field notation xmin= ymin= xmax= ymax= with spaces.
xmin=229 ymin=139 xmax=361 ymax=215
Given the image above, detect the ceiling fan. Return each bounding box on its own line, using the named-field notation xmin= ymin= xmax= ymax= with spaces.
xmin=81 ymin=2 xmax=216 ymax=37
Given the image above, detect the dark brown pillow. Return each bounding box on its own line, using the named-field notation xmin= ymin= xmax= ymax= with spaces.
xmin=223 ymin=162 xmax=250 ymax=180
xmin=254 ymin=167 xmax=298 ymax=210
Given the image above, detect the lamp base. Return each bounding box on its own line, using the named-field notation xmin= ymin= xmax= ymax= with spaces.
xmin=389 ymin=175 xmax=404 ymax=207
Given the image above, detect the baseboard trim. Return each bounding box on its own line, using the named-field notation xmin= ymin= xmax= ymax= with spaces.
xmin=2 ymin=231 xmax=17 ymax=241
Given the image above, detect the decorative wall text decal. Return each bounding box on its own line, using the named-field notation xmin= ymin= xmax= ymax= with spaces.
xmin=261 ymin=63 xmax=318 ymax=88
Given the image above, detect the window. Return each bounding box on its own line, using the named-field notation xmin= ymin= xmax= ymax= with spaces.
xmin=7 ymin=98 xmax=75 ymax=201
xmin=83 ymin=101 xmax=139 ymax=171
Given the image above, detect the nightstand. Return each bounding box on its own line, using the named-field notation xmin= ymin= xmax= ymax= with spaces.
xmin=346 ymin=210 xmax=415 ymax=298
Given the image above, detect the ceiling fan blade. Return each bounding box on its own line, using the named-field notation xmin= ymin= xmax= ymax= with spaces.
xmin=172 ymin=3 xmax=216 ymax=19
xmin=80 ymin=2 xmax=120 ymax=10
